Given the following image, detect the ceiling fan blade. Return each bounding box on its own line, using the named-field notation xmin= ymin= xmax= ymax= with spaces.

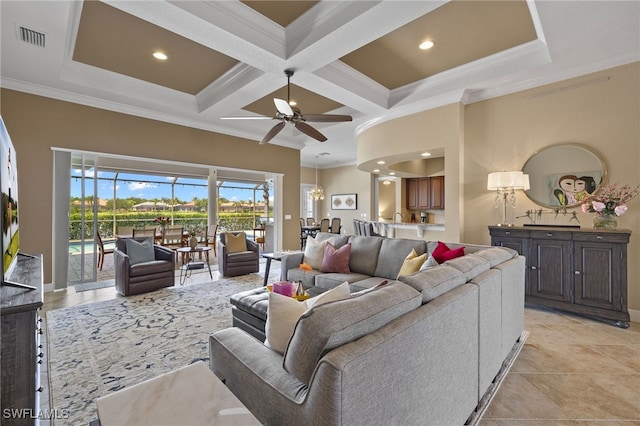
xmin=274 ymin=98 xmax=294 ymax=116
xmin=295 ymin=122 xmax=327 ymax=142
xmin=220 ymin=116 xmax=273 ymax=120
xmin=260 ymin=122 xmax=286 ymax=145
xmin=301 ymin=114 xmax=353 ymax=123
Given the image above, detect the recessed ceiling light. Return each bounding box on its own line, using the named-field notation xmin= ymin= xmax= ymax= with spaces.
xmin=421 ymin=152 xmax=432 ymax=157
xmin=419 ymin=40 xmax=435 ymax=50
xmin=389 ymin=172 xmax=396 ymax=176
xmin=376 ymin=160 xmax=386 ymax=165
xmin=373 ymin=169 xmax=380 ymax=173
xmin=153 ymin=51 xmax=168 ymax=60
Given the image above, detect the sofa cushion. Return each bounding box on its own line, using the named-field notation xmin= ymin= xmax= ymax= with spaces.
xmin=264 ymin=282 xmax=351 ymax=354
xmin=374 ymin=238 xmax=427 ymax=279
xmin=445 ymin=253 xmax=490 ymax=281
xmin=314 ymin=272 xmax=371 ymax=290
xmin=431 ymin=241 xmax=465 ymax=263
xmin=303 ymin=235 xmax=333 ymax=270
xmin=397 ymin=248 xmax=427 ymax=278
xmin=283 ymin=282 xmax=422 ymax=385
xmin=125 ymin=238 xmax=155 ymax=265
xmin=398 ymin=265 xmax=467 ymax=303
xmin=473 ymin=246 xmax=517 ymax=267
xmin=320 ymin=243 xmax=351 ymax=273
xmin=346 ymin=235 xmax=383 ymax=276
xmin=226 ymin=232 xmax=248 ymax=253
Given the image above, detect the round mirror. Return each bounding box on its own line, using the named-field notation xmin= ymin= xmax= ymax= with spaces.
xmin=522 ymin=144 xmax=607 ymax=208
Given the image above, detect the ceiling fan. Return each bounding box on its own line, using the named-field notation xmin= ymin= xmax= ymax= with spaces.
xmin=221 ymin=69 xmax=352 ymax=144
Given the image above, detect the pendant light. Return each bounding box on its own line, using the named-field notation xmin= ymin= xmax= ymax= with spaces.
xmin=310 ymin=156 xmax=325 ymax=200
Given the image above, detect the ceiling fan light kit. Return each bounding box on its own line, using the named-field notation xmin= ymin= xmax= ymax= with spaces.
xmin=222 ymin=70 xmax=352 ymax=145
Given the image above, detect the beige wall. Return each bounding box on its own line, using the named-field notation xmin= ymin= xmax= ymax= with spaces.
xmin=300 ymin=165 xmax=371 ymax=234
xmin=1 ymin=89 xmax=301 ymax=284
xmin=465 ymin=62 xmax=640 ymax=314
xmin=327 ymin=62 xmax=640 ymax=314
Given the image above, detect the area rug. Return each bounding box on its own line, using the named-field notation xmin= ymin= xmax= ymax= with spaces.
xmin=46 ymin=274 xmax=264 ymax=426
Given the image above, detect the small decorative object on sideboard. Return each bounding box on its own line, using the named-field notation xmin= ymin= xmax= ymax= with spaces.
xmin=581 ymin=183 xmax=639 ymax=229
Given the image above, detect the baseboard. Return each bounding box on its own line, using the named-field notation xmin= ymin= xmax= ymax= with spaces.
xmin=629 ymin=308 xmax=639 ymax=324
xmin=465 ymin=330 xmax=529 ymax=426
xmin=44 ymin=282 xmax=54 ymax=293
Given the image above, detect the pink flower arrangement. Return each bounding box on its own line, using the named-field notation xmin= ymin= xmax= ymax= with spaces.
xmin=581 ymin=183 xmax=639 ymax=216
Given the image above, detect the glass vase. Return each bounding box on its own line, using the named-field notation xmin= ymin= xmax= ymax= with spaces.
xmin=593 ymin=214 xmax=617 ymax=230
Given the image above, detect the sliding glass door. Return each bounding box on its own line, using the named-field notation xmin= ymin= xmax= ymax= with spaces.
xmin=68 ymin=153 xmax=99 ymax=284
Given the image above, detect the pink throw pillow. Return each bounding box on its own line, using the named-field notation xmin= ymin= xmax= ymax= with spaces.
xmin=320 ymin=243 xmax=351 ymax=273
xmin=432 ymin=241 xmax=465 ymax=263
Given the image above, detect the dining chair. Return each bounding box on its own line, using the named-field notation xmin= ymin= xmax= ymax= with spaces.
xmin=133 ymin=227 xmax=156 ymax=238
xmin=306 ymin=217 xmax=315 ymax=226
xmin=319 ymin=218 xmax=330 ymax=233
xmin=330 ymin=217 xmax=341 ymax=234
xmin=207 ymin=224 xmax=219 ymax=256
xmin=162 ymin=225 xmax=185 ymax=250
xmin=300 ymin=218 xmax=307 ymax=250
xmin=116 ymin=225 xmax=134 ymax=238
xmin=96 ymin=231 xmax=114 ymax=271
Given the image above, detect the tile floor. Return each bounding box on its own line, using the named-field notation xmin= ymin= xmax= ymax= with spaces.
xmin=42 ymin=267 xmax=640 ymax=425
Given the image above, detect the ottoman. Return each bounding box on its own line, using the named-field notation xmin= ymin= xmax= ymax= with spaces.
xmin=230 ymin=286 xmax=327 ymax=342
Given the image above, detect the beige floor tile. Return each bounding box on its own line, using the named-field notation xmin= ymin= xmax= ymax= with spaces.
xmin=512 ymin=343 xmax=636 ymax=375
xmin=483 ymin=373 xmax=572 ymax=420
xmin=522 ymin=373 xmax=640 ymax=421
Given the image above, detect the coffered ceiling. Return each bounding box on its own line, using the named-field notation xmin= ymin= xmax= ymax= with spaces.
xmin=1 ymin=1 xmax=639 ymax=169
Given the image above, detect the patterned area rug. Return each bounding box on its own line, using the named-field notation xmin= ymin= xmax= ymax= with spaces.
xmin=46 ymin=275 xmax=264 ymax=426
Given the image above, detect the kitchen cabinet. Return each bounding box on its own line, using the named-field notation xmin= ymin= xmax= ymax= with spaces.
xmin=406 ymin=176 xmax=444 ymax=210
xmin=489 ymin=226 xmax=631 ymax=328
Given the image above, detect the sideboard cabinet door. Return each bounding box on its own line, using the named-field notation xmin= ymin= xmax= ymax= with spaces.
xmin=488 ymin=226 xmax=631 ymax=328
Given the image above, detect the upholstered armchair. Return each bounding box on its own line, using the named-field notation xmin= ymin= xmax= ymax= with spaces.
xmin=114 ymin=237 xmax=175 ymax=296
xmin=218 ymin=232 xmax=259 ymax=277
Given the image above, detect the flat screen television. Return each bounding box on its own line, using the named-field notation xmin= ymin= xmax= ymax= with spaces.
xmin=1 ymin=115 xmax=35 ymax=290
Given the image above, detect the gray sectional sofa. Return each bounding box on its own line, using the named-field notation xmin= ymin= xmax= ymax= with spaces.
xmin=209 ymin=233 xmax=525 ymax=425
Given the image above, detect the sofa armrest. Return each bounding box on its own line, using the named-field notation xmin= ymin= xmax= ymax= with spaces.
xmin=246 ymin=239 xmax=259 ymax=253
xmin=114 ymin=248 xmax=130 ymax=280
xmin=153 ymin=245 xmax=175 ymax=262
xmin=210 ymin=328 xmax=307 ymax=420
xmin=280 ymin=252 xmax=305 ymax=281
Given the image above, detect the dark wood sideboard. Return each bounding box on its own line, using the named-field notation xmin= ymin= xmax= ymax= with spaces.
xmin=1 ymin=253 xmax=44 ymax=425
xmin=489 ymin=226 xmax=631 ymax=328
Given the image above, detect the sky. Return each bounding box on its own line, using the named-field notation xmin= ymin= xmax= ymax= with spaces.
xmin=70 ymin=169 xmax=270 ymax=203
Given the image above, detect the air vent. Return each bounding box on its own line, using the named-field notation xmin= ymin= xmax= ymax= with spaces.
xmin=18 ymin=26 xmax=46 ymax=47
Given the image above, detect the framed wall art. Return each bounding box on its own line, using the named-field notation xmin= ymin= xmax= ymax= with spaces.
xmin=331 ymin=193 xmax=357 ymax=210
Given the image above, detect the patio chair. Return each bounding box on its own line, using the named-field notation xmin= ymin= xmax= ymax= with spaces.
xmin=207 ymin=224 xmax=219 ymax=256
xmin=133 ymin=227 xmax=156 ymax=238
xmin=96 ymin=231 xmax=114 ymax=271
xmin=163 ymin=225 xmax=185 ymax=250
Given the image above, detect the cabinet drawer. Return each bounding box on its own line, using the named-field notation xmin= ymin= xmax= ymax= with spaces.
xmin=572 ymin=231 xmax=630 ymax=244
xmin=490 ymin=228 xmax=529 ymax=238
xmin=530 ymin=230 xmax=572 ymax=240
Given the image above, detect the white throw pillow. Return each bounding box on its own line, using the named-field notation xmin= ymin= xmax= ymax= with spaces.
xmin=264 ymin=282 xmax=350 ymax=354
xmin=303 ymin=236 xmax=334 ymax=270
xmin=419 ymin=255 xmax=439 ymax=271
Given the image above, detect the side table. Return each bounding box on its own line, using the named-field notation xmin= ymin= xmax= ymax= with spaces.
xmin=96 ymin=361 xmax=260 ymax=425
xmin=177 ymin=246 xmax=213 ymax=285
xmin=261 ymin=251 xmax=302 ymax=286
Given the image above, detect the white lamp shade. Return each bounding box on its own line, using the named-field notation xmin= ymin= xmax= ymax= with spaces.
xmin=487 ymin=171 xmax=526 ymax=190
xmin=523 ymin=174 xmax=530 ymax=191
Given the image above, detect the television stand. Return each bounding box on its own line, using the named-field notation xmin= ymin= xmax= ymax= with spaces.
xmin=2 ymin=253 xmax=39 ymax=290
xmin=1 ymin=253 xmax=44 ymax=425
